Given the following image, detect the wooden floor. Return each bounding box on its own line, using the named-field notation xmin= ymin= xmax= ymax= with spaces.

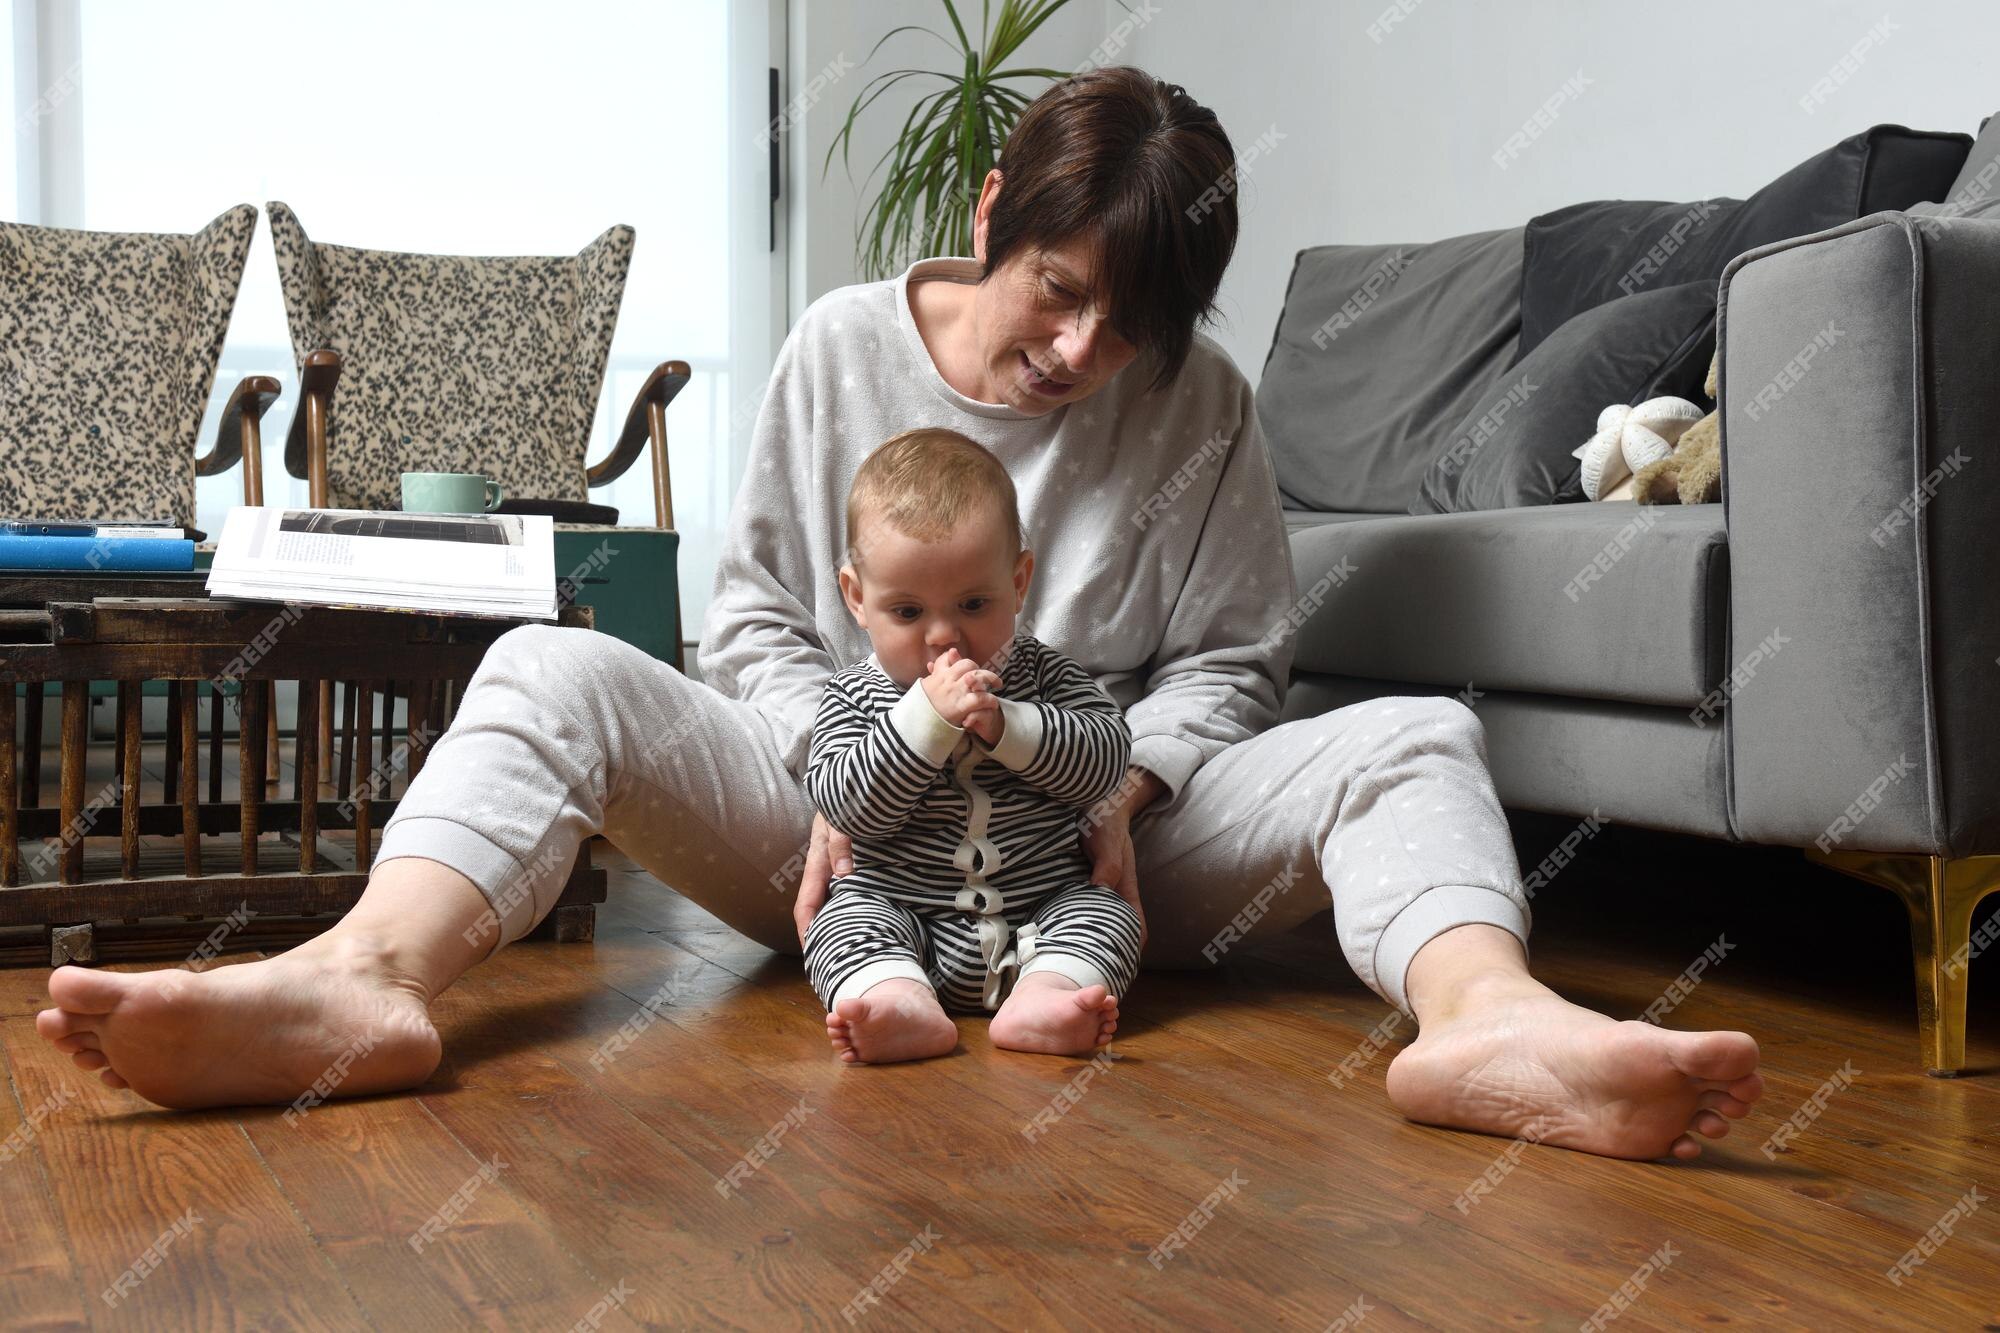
xmin=3 ymin=807 xmax=1999 ymax=1329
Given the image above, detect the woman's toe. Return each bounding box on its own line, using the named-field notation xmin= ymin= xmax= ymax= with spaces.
xmin=1690 ymin=1110 xmax=1731 ymax=1139
xmin=35 ymin=1008 xmax=93 ymax=1042
xmin=73 ymin=1050 xmax=109 ymax=1072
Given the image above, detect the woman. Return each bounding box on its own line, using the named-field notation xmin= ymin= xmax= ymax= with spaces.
xmin=39 ymin=67 xmax=1761 ymax=1160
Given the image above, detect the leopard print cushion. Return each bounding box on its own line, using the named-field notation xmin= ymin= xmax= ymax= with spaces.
xmin=268 ymin=202 xmax=632 ymax=512
xmin=0 ymin=206 xmax=256 ymax=525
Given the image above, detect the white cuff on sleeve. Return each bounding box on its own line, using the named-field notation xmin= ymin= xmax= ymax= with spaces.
xmin=888 ymin=680 xmax=964 ymax=765
xmin=1129 ymin=734 xmax=1205 ymax=809
xmin=987 ymin=698 xmax=1044 ymax=771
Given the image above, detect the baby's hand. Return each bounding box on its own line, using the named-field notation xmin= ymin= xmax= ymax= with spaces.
xmin=963 ymin=702 xmax=1004 ymax=747
xmin=922 ymin=648 xmax=1002 ymax=733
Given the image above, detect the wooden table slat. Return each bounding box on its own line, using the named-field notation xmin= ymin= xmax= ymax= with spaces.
xmin=119 ymin=680 xmax=141 ymax=879
xmin=0 ymin=684 xmax=15 ymax=886
xmin=57 ymin=681 xmax=86 ymax=885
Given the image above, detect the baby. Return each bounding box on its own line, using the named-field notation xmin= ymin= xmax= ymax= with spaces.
xmin=802 ymin=427 xmax=1143 ymax=1064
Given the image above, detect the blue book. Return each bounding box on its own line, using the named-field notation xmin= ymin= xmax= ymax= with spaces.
xmin=0 ymin=535 xmax=196 ymax=571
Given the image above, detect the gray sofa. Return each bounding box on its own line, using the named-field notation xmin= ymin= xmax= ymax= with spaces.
xmin=1264 ymin=135 xmax=2000 ymax=1074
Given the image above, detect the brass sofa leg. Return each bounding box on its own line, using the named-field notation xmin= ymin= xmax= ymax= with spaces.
xmin=1806 ymin=849 xmax=2000 ymax=1076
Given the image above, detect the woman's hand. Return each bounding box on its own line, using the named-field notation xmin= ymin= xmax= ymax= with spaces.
xmin=1082 ymin=805 xmax=1148 ymax=952
xmin=1082 ymin=767 xmax=1165 ymax=950
xmin=794 ymin=811 xmax=853 ymax=946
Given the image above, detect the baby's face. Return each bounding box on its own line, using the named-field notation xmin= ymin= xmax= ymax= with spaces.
xmin=838 ymin=511 xmax=1033 ymax=690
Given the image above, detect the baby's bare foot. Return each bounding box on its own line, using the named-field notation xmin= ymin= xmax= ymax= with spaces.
xmin=989 ymin=978 xmax=1118 ymax=1056
xmin=825 ymin=982 xmax=957 ymax=1065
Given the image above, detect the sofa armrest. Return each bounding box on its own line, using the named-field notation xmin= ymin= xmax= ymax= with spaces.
xmin=1718 ymin=211 xmax=2000 ymax=857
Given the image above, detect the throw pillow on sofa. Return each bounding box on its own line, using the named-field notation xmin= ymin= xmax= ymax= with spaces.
xmin=1410 ymin=122 xmax=1976 ymax=518
xmin=1257 ymin=227 xmax=1523 ymax=514
xmin=1909 ymin=113 xmax=2000 ymax=222
xmin=1514 ymin=124 xmax=1972 ymax=368
xmin=1410 ymin=282 xmax=1717 ymax=515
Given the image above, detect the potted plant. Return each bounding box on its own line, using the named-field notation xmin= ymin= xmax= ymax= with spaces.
xmin=825 ymin=0 xmax=1136 ymax=280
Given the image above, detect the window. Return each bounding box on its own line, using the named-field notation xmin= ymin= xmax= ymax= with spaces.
xmin=10 ymin=0 xmax=783 ymax=638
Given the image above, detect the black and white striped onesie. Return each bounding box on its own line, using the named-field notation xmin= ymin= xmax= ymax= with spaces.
xmin=802 ymin=632 xmax=1143 ymax=1012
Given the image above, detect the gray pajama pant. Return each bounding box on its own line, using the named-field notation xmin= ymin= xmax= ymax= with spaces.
xmin=375 ymin=625 xmax=1532 ymax=1017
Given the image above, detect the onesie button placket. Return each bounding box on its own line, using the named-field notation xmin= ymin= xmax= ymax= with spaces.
xmin=947 ymin=738 xmax=1036 ymax=1008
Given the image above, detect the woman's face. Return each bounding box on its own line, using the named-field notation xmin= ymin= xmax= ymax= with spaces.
xmin=968 ymin=169 xmax=1141 ymax=416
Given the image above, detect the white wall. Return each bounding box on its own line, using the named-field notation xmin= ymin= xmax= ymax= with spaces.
xmin=789 ymin=1 xmax=1998 ymax=386
xmin=1114 ymin=0 xmax=2000 ymax=386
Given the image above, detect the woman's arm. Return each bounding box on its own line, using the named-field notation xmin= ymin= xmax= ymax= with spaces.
xmin=697 ymin=327 xmax=838 ymax=776
xmin=1123 ymin=380 xmax=1298 ymax=806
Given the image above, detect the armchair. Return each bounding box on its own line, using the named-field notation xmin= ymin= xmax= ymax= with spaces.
xmin=0 ymin=204 xmax=268 ymax=518
xmin=264 ymin=201 xmax=688 ymax=530
xmin=0 ymin=203 xmax=268 ymax=828
xmin=262 ymin=203 xmax=690 ymax=796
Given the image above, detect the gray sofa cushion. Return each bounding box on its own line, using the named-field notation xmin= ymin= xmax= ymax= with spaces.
xmin=1258 ymin=228 xmax=1522 ymax=514
xmin=1410 ymin=281 xmax=1718 ymax=514
xmin=1285 ymin=505 xmax=1728 ymax=707
xmin=1279 ymin=673 xmax=1730 ymax=840
xmin=1282 ymin=509 xmax=1387 ymax=533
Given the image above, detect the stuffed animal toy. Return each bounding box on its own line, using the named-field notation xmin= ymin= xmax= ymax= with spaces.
xmin=1572 ymin=396 xmax=1706 ymax=501
xmin=1632 ymin=351 xmax=1721 ymax=504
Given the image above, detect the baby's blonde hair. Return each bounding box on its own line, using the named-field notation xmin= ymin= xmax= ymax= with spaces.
xmin=845 ymin=428 xmax=1024 ymax=570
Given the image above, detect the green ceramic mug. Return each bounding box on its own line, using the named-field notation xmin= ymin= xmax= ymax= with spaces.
xmin=400 ymin=471 xmax=503 ymax=514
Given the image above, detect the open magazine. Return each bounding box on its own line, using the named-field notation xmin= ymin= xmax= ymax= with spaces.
xmin=205 ymin=507 xmax=557 ymax=620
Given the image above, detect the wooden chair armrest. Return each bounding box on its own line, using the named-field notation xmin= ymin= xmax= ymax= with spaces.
xmin=196 ymin=375 xmax=282 ymax=506
xmin=588 ymin=360 xmax=691 ymax=489
xmin=283 ymin=349 xmax=343 ymax=507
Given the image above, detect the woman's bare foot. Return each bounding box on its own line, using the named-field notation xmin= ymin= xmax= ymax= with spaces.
xmin=35 ymin=930 xmax=443 ymax=1111
xmin=989 ymin=974 xmax=1118 ymax=1056
xmin=1385 ymin=970 xmax=1763 ymax=1161
xmin=826 ymin=979 xmax=958 ymax=1064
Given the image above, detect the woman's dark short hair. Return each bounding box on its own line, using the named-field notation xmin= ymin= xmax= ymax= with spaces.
xmin=985 ymin=65 xmax=1239 ymax=393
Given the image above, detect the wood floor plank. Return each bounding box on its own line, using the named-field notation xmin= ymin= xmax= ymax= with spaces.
xmin=2 ymin=1012 xmax=367 ymax=1330
xmin=0 ymin=1025 xmax=89 ymax=1331
xmin=6 ymin=820 xmax=2000 ymax=1328
xmin=417 ymin=954 xmax=904 ymax=1328
xmin=469 ymin=923 xmax=1107 ymax=1323
xmin=491 ymin=901 xmax=1373 ymax=1330
xmin=0 ymin=961 xmax=58 ymax=1018
xmin=241 ymin=1077 xmax=644 ymax=1331
xmin=1168 ymin=947 xmax=2000 ymax=1327
xmin=576 ymin=890 xmax=1450 ymax=1329
xmin=1147 ymin=975 xmax=1946 ymax=1329
xmin=598 ymin=866 xmax=1991 ymax=1329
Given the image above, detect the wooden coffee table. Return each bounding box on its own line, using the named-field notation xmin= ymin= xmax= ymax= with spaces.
xmin=0 ymin=573 xmax=605 ymax=966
